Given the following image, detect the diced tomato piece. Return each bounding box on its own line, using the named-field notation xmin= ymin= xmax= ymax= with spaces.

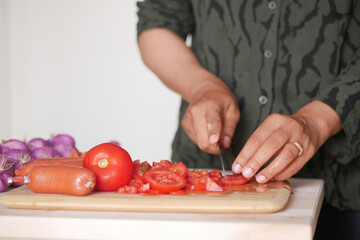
xmin=185 ymin=182 xmax=205 ymax=191
xmin=134 ymin=175 xmax=145 ymax=184
xmin=125 ymin=185 xmax=138 ymax=194
xmin=187 ymin=169 xmax=209 ymax=178
xmin=159 ymin=159 xmax=173 ymax=168
xmin=168 ymin=162 xmax=188 ymax=178
xmin=205 ymin=176 xmax=224 ymax=192
xmin=134 ymin=160 xmax=151 ymax=176
xmin=138 ymin=183 xmax=150 ymax=193
xmin=143 ymin=170 xmax=186 ymax=193
xmin=151 ymin=162 xmax=165 ymax=171
xmin=169 ymin=190 xmax=186 ymax=195
xmin=221 ymin=174 xmax=251 ymax=186
xmin=117 ymin=186 xmax=126 ymax=193
xmin=209 ymin=169 xmax=222 ymax=178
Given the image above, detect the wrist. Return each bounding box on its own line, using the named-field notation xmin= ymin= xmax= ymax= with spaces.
xmin=294 ymin=101 xmax=343 ymax=144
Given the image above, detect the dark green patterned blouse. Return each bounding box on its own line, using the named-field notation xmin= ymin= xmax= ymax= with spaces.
xmin=137 ymin=0 xmax=360 ymax=210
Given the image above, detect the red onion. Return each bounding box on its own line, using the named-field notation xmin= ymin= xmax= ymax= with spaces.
xmin=0 ymin=154 xmax=14 ymax=176
xmin=4 ymin=149 xmax=33 ymax=170
xmin=31 ymin=146 xmax=59 ymax=160
xmin=48 ymin=134 xmax=75 ymax=148
xmin=109 ymin=140 xmax=121 ymax=146
xmin=0 ymin=172 xmax=12 ymax=192
xmin=27 ymin=138 xmax=49 ymax=151
xmin=1 ymin=139 xmax=28 ymax=153
xmin=52 ymin=143 xmax=73 ymax=157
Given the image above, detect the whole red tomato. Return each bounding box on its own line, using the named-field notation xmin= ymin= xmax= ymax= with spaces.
xmin=83 ymin=143 xmax=134 ymax=191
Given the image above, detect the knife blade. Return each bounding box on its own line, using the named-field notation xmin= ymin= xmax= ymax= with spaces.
xmin=217 ymin=144 xmax=226 ymax=176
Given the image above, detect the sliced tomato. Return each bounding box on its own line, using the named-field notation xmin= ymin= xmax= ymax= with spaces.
xmin=221 ymin=174 xmax=251 ymax=186
xmin=168 ymin=162 xmax=188 ymax=178
xmin=143 ymin=170 xmax=186 ymax=193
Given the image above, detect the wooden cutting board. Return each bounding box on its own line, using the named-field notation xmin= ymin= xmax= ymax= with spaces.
xmin=0 ymin=180 xmax=291 ymax=213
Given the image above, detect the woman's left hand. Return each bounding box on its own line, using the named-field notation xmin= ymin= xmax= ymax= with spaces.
xmin=231 ymin=100 xmax=343 ymax=183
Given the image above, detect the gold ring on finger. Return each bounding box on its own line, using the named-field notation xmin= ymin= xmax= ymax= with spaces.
xmin=289 ymin=141 xmax=303 ymax=156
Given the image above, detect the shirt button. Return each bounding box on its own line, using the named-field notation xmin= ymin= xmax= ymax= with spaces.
xmin=264 ymin=50 xmax=272 ymax=59
xmin=268 ymin=1 xmax=277 ymax=10
xmin=259 ymin=95 xmax=268 ymax=105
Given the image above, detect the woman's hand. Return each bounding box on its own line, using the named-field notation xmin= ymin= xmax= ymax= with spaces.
xmin=138 ymin=28 xmax=240 ymax=153
xmin=182 ymin=81 xmax=240 ymax=154
xmin=232 ymin=100 xmax=343 ymax=183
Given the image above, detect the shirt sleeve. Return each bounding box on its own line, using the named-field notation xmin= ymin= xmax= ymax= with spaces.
xmin=314 ymin=1 xmax=360 ymax=164
xmin=136 ymin=0 xmax=195 ymax=40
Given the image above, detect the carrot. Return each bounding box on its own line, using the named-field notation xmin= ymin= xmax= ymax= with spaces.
xmin=15 ymin=157 xmax=84 ymax=176
xmin=13 ymin=165 xmax=96 ymax=196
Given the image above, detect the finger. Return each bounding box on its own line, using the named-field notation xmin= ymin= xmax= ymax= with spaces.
xmin=181 ymin=111 xmax=197 ymax=144
xmin=271 ymin=155 xmax=309 ymax=181
xmin=240 ymin=131 xmax=290 ymax=179
xmin=232 ymin=120 xmax=275 ymax=174
xmin=192 ymin=108 xmax=222 ymax=153
xmin=254 ymin=141 xmax=303 ymax=183
xmin=220 ymin=106 xmax=240 ymax=148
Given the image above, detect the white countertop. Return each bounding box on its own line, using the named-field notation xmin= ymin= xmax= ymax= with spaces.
xmin=0 ymin=178 xmax=324 ymax=240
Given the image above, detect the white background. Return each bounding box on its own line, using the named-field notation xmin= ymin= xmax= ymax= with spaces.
xmin=0 ymin=0 xmax=180 ymax=162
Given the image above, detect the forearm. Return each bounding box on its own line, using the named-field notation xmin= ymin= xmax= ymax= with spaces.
xmin=138 ymin=28 xmax=228 ymax=103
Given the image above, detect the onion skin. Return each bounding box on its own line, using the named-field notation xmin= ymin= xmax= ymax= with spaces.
xmin=52 ymin=143 xmax=74 ymax=157
xmin=0 ymin=172 xmax=12 ymax=192
xmin=0 ymin=154 xmax=14 ymax=192
xmin=48 ymin=134 xmax=76 ymax=148
xmin=27 ymin=138 xmax=49 ymax=151
xmin=31 ymin=146 xmax=59 ymax=160
xmin=4 ymin=149 xmax=33 ymax=170
xmin=1 ymin=139 xmax=28 ymax=153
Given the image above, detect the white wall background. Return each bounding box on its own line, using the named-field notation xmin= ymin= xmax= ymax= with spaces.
xmin=0 ymin=0 xmax=181 ymax=162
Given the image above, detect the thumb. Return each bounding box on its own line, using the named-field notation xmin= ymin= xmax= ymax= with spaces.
xmin=220 ymin=107 xmax=240 ymax=148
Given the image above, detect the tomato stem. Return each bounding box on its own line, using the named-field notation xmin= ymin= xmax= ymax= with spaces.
xmin=98 ymin=159 xmax=109 ymax=168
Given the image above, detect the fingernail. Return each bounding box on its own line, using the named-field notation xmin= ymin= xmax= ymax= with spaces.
xmin=242 ymin=167 xmax=253 ymax=178
xmin=232 ymin=163 xmax=242 ymax=173
xmin=209 ymin=134 xmax=218 ymax=144
xmin=222 ymin=136 xmax=231 ymax=148
xmin=256 ymin=174 xmax=266 ymax=183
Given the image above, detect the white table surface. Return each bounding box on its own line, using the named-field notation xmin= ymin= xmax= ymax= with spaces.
xmin=0 ymin=178 xmax=324 ymax=240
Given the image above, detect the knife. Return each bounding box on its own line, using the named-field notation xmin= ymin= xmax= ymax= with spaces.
xmin=217 ymin=144 xmax=226 ymax=176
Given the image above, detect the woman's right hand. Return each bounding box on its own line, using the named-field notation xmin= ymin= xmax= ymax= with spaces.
xmin=138 ymin=28 xmax=240 ymax=153
xmin=181 ymin=81 xmax=240 ymax=154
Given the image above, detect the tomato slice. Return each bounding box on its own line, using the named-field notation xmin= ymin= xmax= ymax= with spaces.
xmin=221 ymin=174 xmax=251 ymax=186
xmin=143 ymin=170 xmax=186 ymax=193
xmin=168 ymin=162 xmax=188 ymax=178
